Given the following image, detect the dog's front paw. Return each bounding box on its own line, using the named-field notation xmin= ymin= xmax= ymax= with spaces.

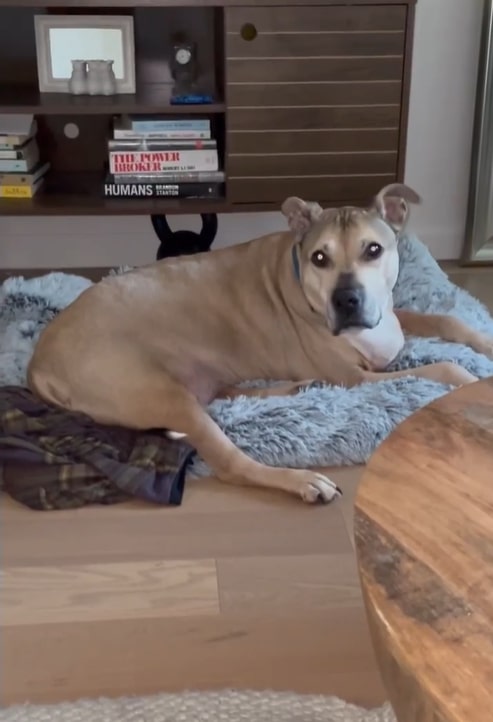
xmin=297 ymin=471 xmax=342 ymax=504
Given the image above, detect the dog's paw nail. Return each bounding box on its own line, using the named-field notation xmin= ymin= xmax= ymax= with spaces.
xmin=166 ymin=430 xmax=188 ymax=440
xmin=297 ymin=380 xmax=325 ymax=393
xmin=305 ymin=380 xmax=325 ymax=389
xmin=336 ymin=486 xmax=343 ymax=496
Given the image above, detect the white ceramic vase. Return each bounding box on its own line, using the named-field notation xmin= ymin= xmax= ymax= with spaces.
xmin=86 ymin=60 xmax=104 ymax=95
xmin=100 ymin=60 xmax=117 ymax=95
xmin=68 ymin=60 xmax=87 ymax=95
xmin=85 ymin=60 xmax=117 ymax=96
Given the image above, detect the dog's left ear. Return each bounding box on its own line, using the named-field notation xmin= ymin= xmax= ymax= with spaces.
xmin=281 ymin=196 xmax=323 ymax=237
xmin=374 ymin=183 xmax=421 ymax=231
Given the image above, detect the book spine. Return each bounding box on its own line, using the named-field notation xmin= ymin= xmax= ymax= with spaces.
xmin=129 ymin=119 xmax=210 ymax=132
xmin=103 ymin=181 xmax=223 ymax=199
xmin=108 ymin=139 xmax=216 ymax=151
xmin=0 ymin=135 xmax=27 ymax=146
xmin=0 ymin=161 xmax=49 ymax=186
xmin=111 ymin=170 xmax=226 ymax=184
xmin=113 ymin=129 xmax=211 ymax=140
xmin=0 ymin=148 xmax=24 ymax=160
xmin=109 ymin=149 xmax=218 ymax=174
xmin=0 ymin=173 xmax=32 ymax=185
xmin=0 ymin=159 xmax=34 ymax=172
xmin=0 ymin=185 xmax=37 ymax=198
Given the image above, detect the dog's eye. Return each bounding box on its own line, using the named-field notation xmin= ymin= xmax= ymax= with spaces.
xmin=363 ymin=243 xmax=383 ymax=261
xmin=311 ymin=250 xmax=330 ymax=268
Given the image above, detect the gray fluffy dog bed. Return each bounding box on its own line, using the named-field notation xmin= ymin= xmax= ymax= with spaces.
xmin=1 ymin=233 xmax=492 ymax=474
xmin=0 ymin=690 xmax=395 ymax=722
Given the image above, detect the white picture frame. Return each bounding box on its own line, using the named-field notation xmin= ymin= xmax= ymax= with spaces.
xmin=34 ymin=14 xmax=136 ymax=94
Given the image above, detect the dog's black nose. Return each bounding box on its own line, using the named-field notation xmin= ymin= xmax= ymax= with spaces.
xmin=332 ymin=287 xmax=364 ymax=315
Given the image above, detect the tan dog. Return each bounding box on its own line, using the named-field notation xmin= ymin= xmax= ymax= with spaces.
xmin=27 ymin=184 xmax=493 ymax=504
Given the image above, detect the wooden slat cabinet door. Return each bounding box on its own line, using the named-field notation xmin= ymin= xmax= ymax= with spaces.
xmin=225 ymin=4 xmax=409 ymax=206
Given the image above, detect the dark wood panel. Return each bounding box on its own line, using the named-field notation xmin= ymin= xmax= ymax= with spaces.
xmin=227 ymin=81 xmax=402 ymax=108
xmin=227 ymin=57 xmax=403 ymax=83
xmin=37 ymin=116 xmax=111 ymax=173
xmin=229 ymin=175 xmax=395 ymax=204
xmin=227 ymin=32 xmax=404 ymax=59
xmin=228 ymin=129 xmax=399 ymax=154
xmin=230 ymin=106 xmax=401 ymax=131
xmin=226 ymin=6 xmax=407 ymax=33
xmin=229 ymin=152 xmax=397 ymax=177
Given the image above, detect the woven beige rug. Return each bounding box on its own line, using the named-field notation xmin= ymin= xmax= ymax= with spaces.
xmin=0 ymin=690 xmax=395 ymax=722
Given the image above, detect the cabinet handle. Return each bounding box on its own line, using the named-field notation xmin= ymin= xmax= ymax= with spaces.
xmin=241 ymin=23 xmax=257 ymax=41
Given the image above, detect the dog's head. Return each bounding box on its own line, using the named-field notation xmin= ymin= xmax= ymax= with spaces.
xmin=281 ymin=183 xmax=421 ymax=335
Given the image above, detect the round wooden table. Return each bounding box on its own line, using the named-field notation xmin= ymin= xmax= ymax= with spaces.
xmin=355 ymin=378 xmax=493 ymax=722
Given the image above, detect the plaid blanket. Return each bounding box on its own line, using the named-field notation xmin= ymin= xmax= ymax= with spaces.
xmin=0 ymin=387 xmax=194 ymax=510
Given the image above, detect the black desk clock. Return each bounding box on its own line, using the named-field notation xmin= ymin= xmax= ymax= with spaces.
xmin=170 ymin=38 xmax=197 ymax=86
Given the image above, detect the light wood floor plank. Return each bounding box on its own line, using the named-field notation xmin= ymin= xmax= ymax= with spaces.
xmin=1 ymin=609 xmax=386 ymax=707
xmin=217 ymin=553 xmax=361 ymax=613
xmin=1 ymin=559 xmax=219 ymax=626
xmin=1 ymin=491 xmax=351 ymax=567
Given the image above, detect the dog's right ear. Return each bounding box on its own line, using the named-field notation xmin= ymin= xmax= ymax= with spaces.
xmin=281 ymin=197 xmax=323 ymax=236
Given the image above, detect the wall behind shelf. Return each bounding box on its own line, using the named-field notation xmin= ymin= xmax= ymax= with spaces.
xmin=0 ymin=0 xmax=483 ymax=265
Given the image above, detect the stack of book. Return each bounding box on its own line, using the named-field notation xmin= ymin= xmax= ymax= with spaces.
xmin=103 ymin=115 xmax=225 ymax=200
xmin=0 ymin=114 xmax=50 ymax=199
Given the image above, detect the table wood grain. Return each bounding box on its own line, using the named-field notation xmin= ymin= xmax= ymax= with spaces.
xmin=355 ymin=378 xmax=493 ymax=722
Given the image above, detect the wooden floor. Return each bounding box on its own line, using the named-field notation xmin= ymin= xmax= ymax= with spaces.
xmin=1 ymin=264 xmax=492 ymax=708
xmin=1 ymin=467 xmax=387 ymax=707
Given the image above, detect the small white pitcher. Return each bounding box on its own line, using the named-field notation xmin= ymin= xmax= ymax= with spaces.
xmin=86 ymin=60 xmax=104 ymax=95
xmin=68 ymin=60 xmax=87 ymax=95
xmin=100 ymin=60 xmax=117 ymax=95
xmin=86 ymin=59 xmax=117 ymax=95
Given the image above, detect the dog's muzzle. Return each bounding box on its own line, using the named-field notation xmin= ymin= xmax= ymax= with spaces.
xmin=331 ymin=286 xmax=374 ymax=335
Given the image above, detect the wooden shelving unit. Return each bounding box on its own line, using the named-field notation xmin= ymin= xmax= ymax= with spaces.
xmin=0 ymin=0 xmax=417 ymax=219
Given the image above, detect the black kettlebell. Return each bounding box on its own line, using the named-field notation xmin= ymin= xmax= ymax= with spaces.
xmin=151 ymin=213 xmax=218 ymax=260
